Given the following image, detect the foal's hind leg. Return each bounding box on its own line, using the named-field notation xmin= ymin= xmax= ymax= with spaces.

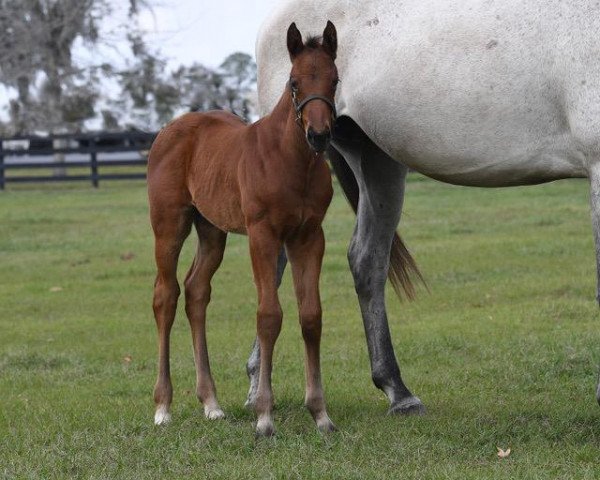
xmin=245 ymin=248 xmax=287 ymax=408
xmin=286 ymin=227 xmax=336 ymax=433
xmin=184 ymin=215 xmax=227 ymax=419
xmin=151 ymin=206 xmax=194 ymax=425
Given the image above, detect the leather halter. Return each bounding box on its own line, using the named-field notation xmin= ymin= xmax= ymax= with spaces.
xmin=291 ymin=86 xmax=337 ymax=125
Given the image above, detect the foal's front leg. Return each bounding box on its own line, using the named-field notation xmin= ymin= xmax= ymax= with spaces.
xmin=245 ymin=249 xmax=287 ymax=409
xmin=286 ymin=227 xmax=336 ymax=433
xmin=248 ymin=224 xmax=283 ymax=436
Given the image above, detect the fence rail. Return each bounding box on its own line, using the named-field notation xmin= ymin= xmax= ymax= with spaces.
xmin=0 ymin=131 xmax=158 ymax=189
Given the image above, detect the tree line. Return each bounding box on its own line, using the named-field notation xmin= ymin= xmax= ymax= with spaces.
xmin=0 ymin=0 xmax=257 ymax=137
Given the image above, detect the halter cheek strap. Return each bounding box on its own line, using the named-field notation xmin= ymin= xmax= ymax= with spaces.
xmin=291 ymin=88 xmax=337 ymax=125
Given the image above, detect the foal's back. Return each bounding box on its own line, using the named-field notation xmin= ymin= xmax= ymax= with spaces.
xmin=147 ymin=110 xmax=249 ymax=233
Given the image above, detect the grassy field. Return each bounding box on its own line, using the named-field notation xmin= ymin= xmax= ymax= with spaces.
xmin=1 ymin=175 xmax=600 ymax=479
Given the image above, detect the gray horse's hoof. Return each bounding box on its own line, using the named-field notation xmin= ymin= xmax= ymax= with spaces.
xmin=244 ymin=395 xmax=256 ymax=410
xmin=245 ymin=381 xmax=258 ymax=409
xmin=387 ymin=396 xmax=426 ymax=416
xmin=596 ymin=381 xmax=600 ymax=406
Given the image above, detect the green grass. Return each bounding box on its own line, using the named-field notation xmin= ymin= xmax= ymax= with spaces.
xmin=1 ymin=175 xmax=600 ymax=479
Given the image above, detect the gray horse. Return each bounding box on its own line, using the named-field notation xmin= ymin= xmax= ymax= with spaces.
xmin=245 ymin=0 xmax=600 ymax=414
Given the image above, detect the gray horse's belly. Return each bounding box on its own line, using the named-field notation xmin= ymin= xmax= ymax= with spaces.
xmin=349 ymin=61 xmax=591 ymax=186
xmin=347 ymin=78 xmax=592 ymax=186
xmin=336 ymin=0 xmax=598 ymax=187
xmin=400 ymin=150 xmax=588 ymax=187
xmin=257 ymin=0 xmax=600 ymax=187
xmin=368 ymin=122 xmax=588 ymax=187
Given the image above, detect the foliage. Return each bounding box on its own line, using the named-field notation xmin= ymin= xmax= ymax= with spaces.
xmin=1 ymin=176 xmax=599 ymax=478
xmin=218 ymin=52 xmax=257 ymax=120
xmin=0 ymin=1 xmax=257 ymax=135
xmin=0 ymin=0 xmax=114 ymax=134
xmin=113 ymin=50 xmax=257 ymax=131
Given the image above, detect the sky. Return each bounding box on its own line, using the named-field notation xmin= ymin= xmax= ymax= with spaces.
xmin=0 ymin=0 xmax=281 ymax=119
xmin=137 ymin=0 xmax=281 ymax=68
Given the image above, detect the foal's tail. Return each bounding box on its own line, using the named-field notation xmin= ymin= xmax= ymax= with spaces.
xmin=328 ymin=147 xmax=426 ymax=301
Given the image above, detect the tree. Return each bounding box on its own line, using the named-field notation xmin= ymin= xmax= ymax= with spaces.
xmin=112 ymin=32 xmax=180 ymax=130
xmin=219 ymin=52 xmax=257 ymax=120
xmin=168 ymin=55 xmax=258 ymax=122
xmin=0 ymin=1 xmax=99 ymax=134
xmin=0 ymin=0 xmax=146 ymax=135
xmin=114 ymin=53 xmax=258 ymax=132
xmin=0 ymin=1 xmax=259 ymax=135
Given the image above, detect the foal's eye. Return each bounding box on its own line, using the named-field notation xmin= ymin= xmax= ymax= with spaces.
xmin=290 ymin=78 xmax=299 ymax=90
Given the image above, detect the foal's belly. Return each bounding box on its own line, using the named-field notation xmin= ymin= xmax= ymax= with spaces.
xmin=189 ymin=168 xmax=247 ymax=234
xmin=193 ymin=200 xmax=247 ymax=235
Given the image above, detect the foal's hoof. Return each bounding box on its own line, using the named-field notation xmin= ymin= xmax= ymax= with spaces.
xmin=387 ymin=396 xmax=426 ymax=416
xmin=154 ymin=405 xmax=172 ymax=425
xmin=204 ymin=406 xmax=225 ymax=420
xmin=255 ymin=418 xmax=275 ymax=437
xmin=317 ymin=418 xmax=337 ymax=434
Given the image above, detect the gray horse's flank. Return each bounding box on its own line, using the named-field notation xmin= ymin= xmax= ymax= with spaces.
xmin=248 ymin=0 xmax=600 ymax=411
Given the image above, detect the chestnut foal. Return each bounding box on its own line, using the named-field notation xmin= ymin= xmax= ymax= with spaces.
xmin=147 ymin=22 xmax=339 ymax=436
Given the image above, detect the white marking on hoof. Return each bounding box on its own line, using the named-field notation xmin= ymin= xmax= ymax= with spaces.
xmin=255 ymin=415 xmax=275 ymax=437
xmin=204 ymin=406 xmax=225 ymax=420
xmin=315 ymin=413 xmax=337 ymax=433
xmin=154 ymin=405 xmax=171 ymax=425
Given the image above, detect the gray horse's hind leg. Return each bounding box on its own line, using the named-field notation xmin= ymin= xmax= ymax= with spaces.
xmin=245 ymin=248 xmax=287 ymax=408
xmin=331 ymin=118 xmax=424 ymax=415
xmin=590 ymin=165 xmax=600 ymax=306
xmin=589 ymin=163 xmax=600 ymax=404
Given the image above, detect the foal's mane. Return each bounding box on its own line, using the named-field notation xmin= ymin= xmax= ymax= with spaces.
xmin=304 ymin=36 xmax=323 ymax=50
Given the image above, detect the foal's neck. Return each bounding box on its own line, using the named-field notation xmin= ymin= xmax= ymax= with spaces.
xmin=261 ymin=85 xmax=322 ymax=164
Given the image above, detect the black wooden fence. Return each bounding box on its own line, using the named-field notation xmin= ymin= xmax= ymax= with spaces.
xmin=0 ymin=131 xmax=157 ymax=189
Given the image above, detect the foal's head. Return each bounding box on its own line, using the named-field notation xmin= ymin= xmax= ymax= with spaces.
xmin=287 ymin=21 xmax=339 ymax=153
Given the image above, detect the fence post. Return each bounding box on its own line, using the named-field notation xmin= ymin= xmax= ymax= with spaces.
xmin=90 ymin=137 xmax=99 ymax=188
xmin=0 ymin=139 xmax=4 ymax=190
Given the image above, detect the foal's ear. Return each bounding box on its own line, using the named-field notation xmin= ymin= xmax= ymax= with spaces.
xmin=322 ymin=20 xmax=337 ymax=59
xmin=287 ymin=22 xmax=304 ymax=60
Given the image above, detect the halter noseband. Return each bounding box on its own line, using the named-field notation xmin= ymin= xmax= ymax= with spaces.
xmin=291 ymin=86 xmax=337 ymax=125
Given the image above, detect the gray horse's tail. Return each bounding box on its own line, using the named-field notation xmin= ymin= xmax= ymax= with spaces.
xmin=328 ymin=147 xmax=426 ymax=300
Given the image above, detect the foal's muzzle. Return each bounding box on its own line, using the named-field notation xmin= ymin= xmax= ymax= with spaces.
xmin=307 ymin=127 xmax=331 ymax=153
